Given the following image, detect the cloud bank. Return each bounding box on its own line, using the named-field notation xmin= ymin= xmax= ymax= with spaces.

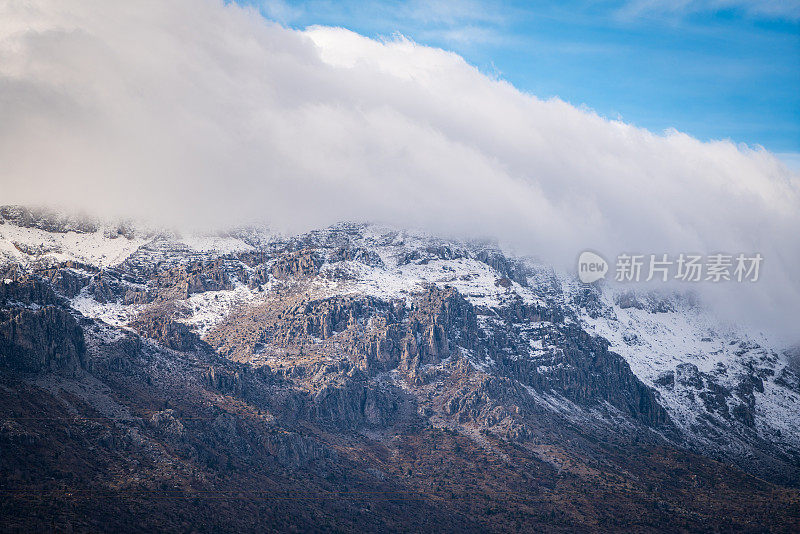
xmin=1 ymin=0 xmax=798 ymax=341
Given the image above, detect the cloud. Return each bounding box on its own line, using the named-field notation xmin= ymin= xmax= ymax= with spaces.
xmin=1 ymin=0 xmax=798 ymax=341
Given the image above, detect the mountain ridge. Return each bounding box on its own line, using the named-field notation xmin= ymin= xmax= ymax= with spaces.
xmin=1 ymin=206 xmax=798 ymax=531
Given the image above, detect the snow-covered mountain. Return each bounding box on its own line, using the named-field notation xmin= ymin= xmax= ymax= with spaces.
xmin=2 ymin=205 xmax=799 ymax=531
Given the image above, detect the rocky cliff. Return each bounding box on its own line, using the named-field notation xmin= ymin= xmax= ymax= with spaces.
xmin=1 ymin=210 xmax=798 ymax=532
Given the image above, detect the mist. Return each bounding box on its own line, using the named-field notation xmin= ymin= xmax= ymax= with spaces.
xmin=1 ymin=0 xmax=798 ymax=342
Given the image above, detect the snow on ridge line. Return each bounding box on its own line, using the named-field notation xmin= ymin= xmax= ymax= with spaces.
xmin=0 ymin=219 xmax=265 ymax=269
xmin=0 ymin=222 xmax=148 ymax=268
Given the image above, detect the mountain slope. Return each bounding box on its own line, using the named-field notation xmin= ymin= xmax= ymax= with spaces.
xmin=1 ymin=206 xmax=799 ymax=532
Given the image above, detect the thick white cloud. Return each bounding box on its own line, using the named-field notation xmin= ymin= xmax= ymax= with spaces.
xmin=1 ymin=0 xmax=798 ymax=340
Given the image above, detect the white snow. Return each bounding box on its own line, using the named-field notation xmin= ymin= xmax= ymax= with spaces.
xmin=178 ymin=284 xmax=259 ymax=338
xmin=320 ymin=256 xmax=544 ymax=311
xmin=0 ymin=223 xmax=146 ymax=268
xmin=572 ymin=282 xmax=798 ymax=449
xmin=71 ymin=292 xmax=141 ymax=328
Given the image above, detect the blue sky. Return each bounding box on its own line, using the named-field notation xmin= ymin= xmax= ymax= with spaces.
xmin=240 ymin=0 xmax=800 ymax=161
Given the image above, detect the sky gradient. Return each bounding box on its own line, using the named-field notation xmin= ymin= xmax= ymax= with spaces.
xmin=245 ymin=0 xmax=800 ymax=163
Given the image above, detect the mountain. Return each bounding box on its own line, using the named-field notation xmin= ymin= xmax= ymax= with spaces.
xmin=1 ymin=205 xmax=798 ymax=532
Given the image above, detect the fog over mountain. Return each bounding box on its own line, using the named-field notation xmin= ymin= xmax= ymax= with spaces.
xmin=1 ymin=0 xmax=798 ymax=341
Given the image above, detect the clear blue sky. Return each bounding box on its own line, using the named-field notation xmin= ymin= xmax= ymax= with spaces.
xmin=239 ymin=0 xmax=800 ymax=160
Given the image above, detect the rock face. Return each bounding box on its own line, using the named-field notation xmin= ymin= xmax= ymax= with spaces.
xmin=149 ymin=409 xmax=185 ymax=437
xmin=0 ymin=275 xmax=60 ymax=305
xmin=1 ymin=213 xmax=800 ymax=532
xmin=0 ymin=277 xmax=85 ymax=372
xmin=39 ymin=265 xmax=93 ymax=298
xmin=0 ymin=306 xmax=85 ymax=372
xmin=269 ymin=287 xmax=477 ymax=376
xmin=150 ymin=259 xmax=240 ymax=301
xmin=310 ymin=368 xmax=401 ymax=429
xmin=129 ymin=303 xmax=204 ymax=352
xmin=270 ymin=250 xmax=322 ymax=279
xmin=495 ymin=324 xmax=669 ymax=427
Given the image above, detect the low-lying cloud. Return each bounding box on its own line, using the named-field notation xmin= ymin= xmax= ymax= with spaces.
xmin=1 ymin=0 xmax=798 ymax=341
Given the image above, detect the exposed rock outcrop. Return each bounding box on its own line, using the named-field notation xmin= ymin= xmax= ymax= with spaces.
xmin=129 ymin=303 xmax=204 ymax=352
xmin=0 ymin=305 xmax=86 ymax=372
xmin=0 ymin=277 xmax=85 ymax=372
